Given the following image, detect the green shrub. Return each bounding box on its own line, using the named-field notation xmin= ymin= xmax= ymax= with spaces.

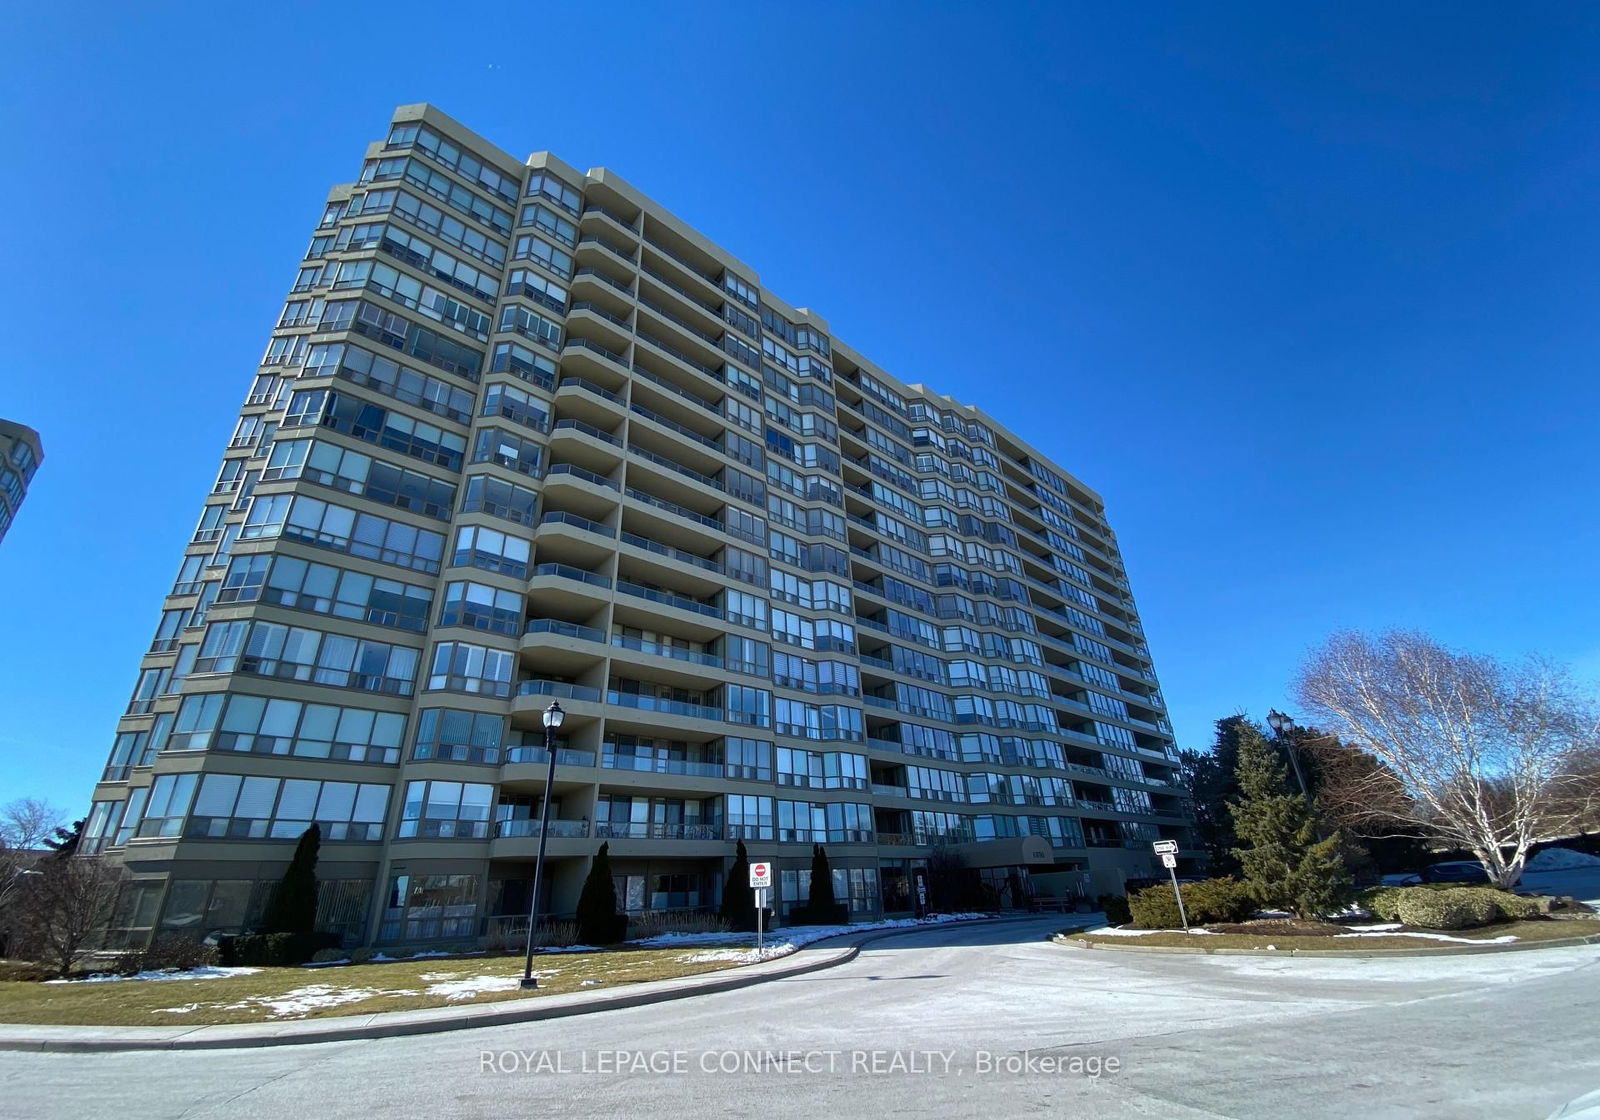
xmin=349 ymin=947 xmax=376 ymax=964
xmin=1129 ymin=878 xmax=1254 ymax=928
xmin=1491 ymin=893 xmax=1553 ymax=919
xmin=114 ymin=934 xmax=218 ymax=975
xmin=1129 ymin=884 xmax=1186 ymax=929
xmin=1098 ymin=894 xmax=1132 ymax=926
xmin=1395 ymin=887 xmax=1500 ymax=931
xmin=217 ymin=931 xmax=341 ymax=967
xmin=1183 ymin=878 xmax=1256 ymax=923
xmin=310 ymin=948 xmax=348 ymax=963
xmin=1359 ymin=886 xmax=1407 ymax=922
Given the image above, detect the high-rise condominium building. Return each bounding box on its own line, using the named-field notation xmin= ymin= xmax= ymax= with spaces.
xmin=84 ymin=105 xmax=1188 ymax=948
xmin=0 ymin=420 xmax=44 ymax=545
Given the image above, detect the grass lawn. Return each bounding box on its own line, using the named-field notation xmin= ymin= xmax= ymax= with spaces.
xmin=1064 ymin=918 xmax=1600 ymax=952
xmin=0 ymin=948 xmax=751 ymax=1027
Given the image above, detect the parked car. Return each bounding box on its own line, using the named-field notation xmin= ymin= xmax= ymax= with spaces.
xmin=1380 ymin=872 xmax=1422 ymax=887
xmin=1420 ymin=861 xmax=1491 ymax=884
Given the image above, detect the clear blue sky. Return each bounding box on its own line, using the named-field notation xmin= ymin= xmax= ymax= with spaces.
xmin=3 ymin=2 xmax=1598 ymax=817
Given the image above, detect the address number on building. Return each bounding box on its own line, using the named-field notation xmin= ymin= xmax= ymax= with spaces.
xmin=1152 ymin=840 xmax=1179 ymax=855
xmin=749 ymin=862 xmax=772 ymax=888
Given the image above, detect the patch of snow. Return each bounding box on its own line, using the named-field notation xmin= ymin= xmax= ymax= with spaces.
xmin=579 ymin=979 xmax=602 ymax=986
xmin=151 ymin=1003 xmax=203 ymax=1014
xmin=252 ymin=985 xmax=398 ymax=1016
xmin=45 ymin=966 xmax=262 ymax=985
xmin=423 ymin=973 xmax=549 ymax=1000
xmin=1528 ymin=848 xmax=1600 ymax=872
xmin=537 ymin=944 xmax=602 ymax=954
xmin=1335 ymin=931 xmax=1518 ymax=945
xmin=1079 ymin=926 xmax=1216 ymax=937
xmin=1345 ymin=923 xmax=1404 ymax=932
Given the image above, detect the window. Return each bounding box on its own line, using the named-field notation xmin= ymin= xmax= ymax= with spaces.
xmin=452 ymin=524 xmax=531 ymax=578
xmin=439 ymin=581 xmax=523 ymax=636
xmin=724 ymin=737 xmax=773 ymax=782
xmin=426 ymin=641 xmax=514 ymax=697
xmin=219 ymin=554 xmax=434 ymax=632
xmin=413 ymin=708 xmax=505 ymax=764
xmin=197 ymin=619 xmax=419 ymax=696
xmin=724 ymin=794 xmax=773 ymax=840
xmin=245 ymin=494 xmax=446 ymax=575
xmin=167 ymin=692 xmax=404 ymax=764
xmin=382 ymin=873 xmax=481 ymax=941
xmin=186 ymin=774 xmax=389 ymax=840
xmin=461 ymin=474 xmax=539 ymax=526
xmin=397 ymin=781 xmax=494 ymax=838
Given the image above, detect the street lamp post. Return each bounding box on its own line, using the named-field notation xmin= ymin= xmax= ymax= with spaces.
xmin=1265 ymin=708 xmax=1308 ymax=798
xmin=520 ymin=700 xmax=565 ymax=990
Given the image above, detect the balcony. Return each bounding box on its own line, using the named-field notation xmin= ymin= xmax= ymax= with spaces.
xmin=494 ymin=818 xmax=591 ymax=839
xmin=600 ymin=750 xmax=724 ymax=779
xmin=595 ymin=821 xmax=722 ymax=841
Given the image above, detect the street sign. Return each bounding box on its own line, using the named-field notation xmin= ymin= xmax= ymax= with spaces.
xmin=1160 ymin=852 xmax=1178 ymax=869
xmin=749 ymin=861 xmax=772 ymax=889
xmin=1152 ymin=840 xmax=1179 ymax=855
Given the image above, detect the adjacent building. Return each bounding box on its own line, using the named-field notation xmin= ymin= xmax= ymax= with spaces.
xmin=0 ymin=420 xmax=43 ymax=545
xmin=83 ymin=105 xmax=1189 ymax=948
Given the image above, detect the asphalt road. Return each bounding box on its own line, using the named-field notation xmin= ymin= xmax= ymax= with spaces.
xmin=4 ymin=916 xmax=1598 ymax=1119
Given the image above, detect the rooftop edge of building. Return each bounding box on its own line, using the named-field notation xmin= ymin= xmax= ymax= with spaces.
xmin=378 ymin=103 xmax=1105 ymax=508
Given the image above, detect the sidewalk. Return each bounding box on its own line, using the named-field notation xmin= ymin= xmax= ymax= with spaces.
xmin=0 ymin=915 xmax=1073 ymax=1053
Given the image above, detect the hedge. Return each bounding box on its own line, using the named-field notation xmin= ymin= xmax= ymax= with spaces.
xmin=1364 ymin=886 xmax=1558 ymax=930
xmin=218 ymin=931 xmax=342 ymax=967
xmin=1129 ymin=878 xmax=1255 ymax=928
xmin=1098 ymin=894 xmax=1132 ymax=926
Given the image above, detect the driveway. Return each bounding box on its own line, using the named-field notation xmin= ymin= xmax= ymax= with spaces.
xmin=3 ymin=915 xmax=1598 ymax=1119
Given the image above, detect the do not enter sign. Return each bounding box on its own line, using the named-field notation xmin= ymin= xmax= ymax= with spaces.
xmin=749 ymin=862 xmax=772 ymax=888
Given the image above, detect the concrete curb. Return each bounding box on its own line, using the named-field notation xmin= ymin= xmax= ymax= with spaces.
xmin=0 ymin=916 xmax=1059 ymax=1053
xmin=1051 ymin=929 xmax=1600 ymax=959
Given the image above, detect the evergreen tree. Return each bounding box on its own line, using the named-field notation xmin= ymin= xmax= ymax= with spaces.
xmin=1229 ymin=723 xmax=1350 ymax=919
xmin=261 ymin=824 xmax=321 ymax=934
xmin=41 ymin=818 xmax=84 ymax=859
xmin=1179 ymin=715 xmax=1252 ymax=876
xmin=576 ymin=842 xmax=626 ymax=944
xmin=720 ymin=839 xmax=756 ymax=931
xmin=808 ymin=844 xmax=836 ymax=912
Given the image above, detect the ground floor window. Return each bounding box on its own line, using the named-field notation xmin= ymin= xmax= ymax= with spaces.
xmin=381 ymin=873 xmax=479 ymax=941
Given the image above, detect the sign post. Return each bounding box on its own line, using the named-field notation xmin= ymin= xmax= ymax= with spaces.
xmin=1152 ymin=840 xmax=1187 ymax=929
xmin=749 ymin=861 xmax=772 ymax=953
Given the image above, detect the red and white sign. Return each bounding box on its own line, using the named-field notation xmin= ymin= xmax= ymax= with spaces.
xmin=749 ymin=862 xmax=772 ymax=888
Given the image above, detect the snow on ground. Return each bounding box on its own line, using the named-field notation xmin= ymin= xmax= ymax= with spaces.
xmin=421 ymin=973 xmax=552 ymax=1000
xmin=224 ymin=984 xmax=419 ymax=1017
xmin=1528 ymin=848 xmax=1600 ymax=872
xmin=1080 ymin=926 xmax=1219 ymax=937
xmin=46 ymin=966 xmax=261 ymax=985
xmin=1334 ymin=931 xmax=1519 ymax=945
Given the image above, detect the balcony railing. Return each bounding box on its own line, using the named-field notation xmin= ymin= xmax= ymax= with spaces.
xmin=493 ymin=818 xmax=591 ymax=839
xmin=595 ymin=821 xmax=722 ymax=841
xmin=504 ymin=746 xmax=597 ymax=767
xmin=601 ymin=751 xmax=725 ymax=779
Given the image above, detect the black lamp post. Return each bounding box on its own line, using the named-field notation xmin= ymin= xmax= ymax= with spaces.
xmin=520 ymin=699 xmax=565 ymax=990
xmin=1265 ymin=708 xmax=1308 ymax=797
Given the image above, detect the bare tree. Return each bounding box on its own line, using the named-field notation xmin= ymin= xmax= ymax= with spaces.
xmin=10 ymin=856 xmax=125 ymax=976
xmin=1295 ymin=630 xmax=1600 ymax=887
xmin=0 ymin=798 xmax=63 ymax=851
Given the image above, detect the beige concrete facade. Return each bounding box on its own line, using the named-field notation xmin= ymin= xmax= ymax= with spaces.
xmin=0 ymin=419 xmax=43 ymax=545
xmin=84 ymin=104 xmax=1190 ymax=949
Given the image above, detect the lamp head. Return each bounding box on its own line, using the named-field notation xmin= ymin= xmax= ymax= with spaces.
xmin=543 ymin=700 xmax=565 ymax=730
